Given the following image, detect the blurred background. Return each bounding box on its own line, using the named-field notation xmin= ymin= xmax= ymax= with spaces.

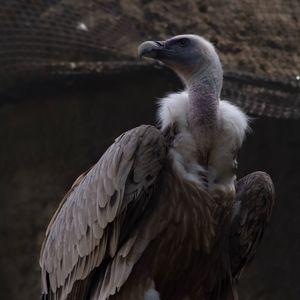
xmin=0 ymin=0 xmax=299 ymax=299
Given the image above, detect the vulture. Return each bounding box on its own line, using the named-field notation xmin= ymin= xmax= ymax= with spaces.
xmin=40 ymin=34 xmax=275 ymax=300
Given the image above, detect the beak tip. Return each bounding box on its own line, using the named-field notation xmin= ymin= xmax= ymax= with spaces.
xmin=137 ymin=41 xmax=161 ymax=60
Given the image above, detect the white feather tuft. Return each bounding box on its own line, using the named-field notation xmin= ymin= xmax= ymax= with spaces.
xmin=208 ymin=100 xmax=249 ymax=191
xmin=157 ymin=91 xmax=189 ymax=130
xmin=218 ymin=100 xmax=249 ymax=147
xmin=157 ymin=90 xmax=249 ymax=193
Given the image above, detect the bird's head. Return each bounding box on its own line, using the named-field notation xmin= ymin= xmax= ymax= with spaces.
xmin=138 ymin=34 xmax=222 ymax=90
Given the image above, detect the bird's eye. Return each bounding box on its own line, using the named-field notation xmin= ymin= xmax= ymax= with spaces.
xmin=178 ymin=38 xmax=189 ymax=47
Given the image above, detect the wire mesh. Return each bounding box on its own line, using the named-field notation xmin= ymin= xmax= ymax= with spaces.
xmin=0 ymin=0 xmax=299 ymax=118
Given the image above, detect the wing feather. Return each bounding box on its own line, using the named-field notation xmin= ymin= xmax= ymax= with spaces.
xmin=230 ymin=171 xmax=275 ymax=280
xmin=40 ymin=125 xmax=167 ymax=299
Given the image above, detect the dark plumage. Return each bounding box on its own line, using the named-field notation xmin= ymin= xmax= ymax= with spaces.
xmin=40 ymin=35 xmax=275 ymax=300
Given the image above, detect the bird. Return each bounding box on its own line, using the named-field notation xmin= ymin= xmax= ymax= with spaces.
xmin=39 ymin=34 xmax=275 ymax=300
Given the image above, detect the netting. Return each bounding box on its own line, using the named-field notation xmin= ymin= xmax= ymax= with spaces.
xmin=0 ymin=0 xmax=299 ymax=118
xmin=0 ymin=1 xmax=135 ymax=83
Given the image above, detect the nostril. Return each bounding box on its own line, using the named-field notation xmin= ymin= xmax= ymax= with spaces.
xmin=155 ymin=41 xmax=164 ymax=47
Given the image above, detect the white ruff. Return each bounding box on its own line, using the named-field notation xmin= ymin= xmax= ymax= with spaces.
xmin=157 ymin=91 xmax=248 ymax=191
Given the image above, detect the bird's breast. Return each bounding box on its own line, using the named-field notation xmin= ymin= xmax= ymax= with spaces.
xmin=143 ymin=168 xmax=230 ymax=299
xmin=159 ymin=165 xmax=216 ymax=253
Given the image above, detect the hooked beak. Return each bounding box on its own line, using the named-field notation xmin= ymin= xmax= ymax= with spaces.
xmin=138 ymin=41 xmax=165 ymax=59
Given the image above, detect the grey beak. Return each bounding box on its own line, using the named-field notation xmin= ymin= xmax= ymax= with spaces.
xmin=138 ymin=41 xmax=165 ymax=59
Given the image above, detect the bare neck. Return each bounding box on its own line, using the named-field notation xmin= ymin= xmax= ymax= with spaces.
xmin=187 ymin=66 xmax=222 ymax=128
xmin=188 ymin=83 xmax=219 ymax=128
xmin=186 ymin=66 xmax=223 ymax=163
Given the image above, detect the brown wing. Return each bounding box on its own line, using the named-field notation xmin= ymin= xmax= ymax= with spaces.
xmin=39 ymin=125 xmax=167 ymax=300
xmin=230 ymin=171 xmax=275 ymax=281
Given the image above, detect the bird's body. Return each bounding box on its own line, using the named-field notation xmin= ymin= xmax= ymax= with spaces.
xmin=40 ymin=35 xmax=275 ymax=300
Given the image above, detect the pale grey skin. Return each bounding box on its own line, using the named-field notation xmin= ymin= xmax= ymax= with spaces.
xmin=40 ymin=35 xmax=275 ymax=300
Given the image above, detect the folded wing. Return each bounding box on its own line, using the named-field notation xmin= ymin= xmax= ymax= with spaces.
xmin=40 ymin=125 xmax=167 ymax=300
xmin=230 ymin=171 xmax=275 ymax=281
